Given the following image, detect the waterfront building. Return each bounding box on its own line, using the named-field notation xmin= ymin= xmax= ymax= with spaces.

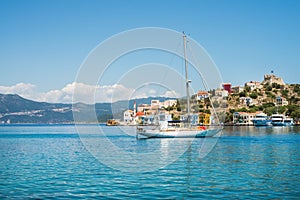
xmin=198 ymin=113 xmax=211 ymax=125
xmin=151 ymin=100 xmax=160 ymax=109
xmin=134 ymin=111 xmax=146 ymax=125
xmin=191 ymin=114 xmax=199 ymax=125
xmin=137 ymin=104 xmax=151 ymax=112
xmin=233 ymin=112 xmax=256 ymax=125
xmin=124 ymin=110 xmax=134 ymax=124
xmin=124 ymin=99 xmax=177 ymax=125
xmin=162 ymin=99 xmax=177 ymax=108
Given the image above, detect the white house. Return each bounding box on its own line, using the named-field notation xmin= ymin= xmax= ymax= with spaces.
xmin=215 ymin=88 xmax=228 ymax=97
xmin=123 ymin=110 xmax=134 ymax=124
xmin=151 ymin=100 xmax=160 ymax=109
xmin=276 ymin=96 xmax=288 ymax=106
xmin=233 ymin=112 xmax=256 ymax=125
xmin=240 ymin=97 xmax=253 ymax=106
xmin=196 ymin=91 xmax=209 ymax=100
xmin=162 ymin=99 xmax=177 ymax=108
xmin=245 ymin=81 xmax=261 ymax=91
xmin=137 ymin=104 xmax=151 ymax=112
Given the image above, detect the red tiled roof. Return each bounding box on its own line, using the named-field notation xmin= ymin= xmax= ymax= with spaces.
xmin=135 ymin=111 xmax=144 ymax=116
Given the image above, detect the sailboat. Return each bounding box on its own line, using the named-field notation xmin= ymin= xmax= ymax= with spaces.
xmin=136 ymin=33 xmax=223 ymax=138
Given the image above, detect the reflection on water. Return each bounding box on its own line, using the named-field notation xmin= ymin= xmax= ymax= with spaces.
xmin=223 ymin=125 xmax=299 ymax=136
xmin=77 ymin=125 xmax=201 ymax=172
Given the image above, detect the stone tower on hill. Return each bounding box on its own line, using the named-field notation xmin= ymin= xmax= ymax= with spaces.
xmin=262 ymin=74 xmax=285 ymax=85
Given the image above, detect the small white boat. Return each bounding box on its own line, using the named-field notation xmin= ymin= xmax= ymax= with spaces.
xmin=252 ymin=113 xmax=272 ymax=126
xmin=270 ymin=114 xmax=294 ymax=126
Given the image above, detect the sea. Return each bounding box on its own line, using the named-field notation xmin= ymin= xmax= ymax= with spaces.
xmin=0 ymin=124 xmax=299 ymax=199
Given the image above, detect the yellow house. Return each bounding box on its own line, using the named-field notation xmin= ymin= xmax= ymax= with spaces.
xmin=199 ymin=113 xmax=211 ymax=125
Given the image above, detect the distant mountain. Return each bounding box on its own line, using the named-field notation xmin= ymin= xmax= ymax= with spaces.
xmin=0 ymin=94 xmax=66 ymax=113
xmin=0 ymin=94 xmax=175 ymax=124
xmin=0 ymin=94 xmax=73 ymax=124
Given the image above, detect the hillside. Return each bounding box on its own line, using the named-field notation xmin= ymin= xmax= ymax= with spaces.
xmin=0 ymin=94 xmax=174 ymax=124
xmin=0 ymin=79 xmax=299 ymax=124
xmin=0 ymin=94 xmax=66 ymax=113
xmin=0 ymin=94 xmax=73 ymax=124
xmin=224 ymin=83 xmax=300 ymax=123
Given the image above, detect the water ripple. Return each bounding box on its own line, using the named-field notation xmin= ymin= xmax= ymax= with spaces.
xmin=0 ymin=125 xmax=299 ymax=199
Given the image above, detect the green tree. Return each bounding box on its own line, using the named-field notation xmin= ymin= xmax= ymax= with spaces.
xmin=262 ymin=102 xmax=275 ymax=108
xmin=176 ymin=99 xmax=181 ymax=112
xmin=239 ymin=91 xmax=246 ymax=97
xmin=263 ymin=83 xmax=270 ymax=88
xmin=281 ymin=89 xmax=289 ymax=99
xmin=204 ymin=98 xmax=211 ymax=109
xmin=244 ymin=86 xmax=251 ymax=92
xmin=264 ymin=106 xmax=286 ymax=115
xmin=250 ymin=92 xmax=258 ymax=99
xmin=272 ymin=83 xmax=281 ymax=89
xmin=237 ymin=107 xmax=248 ymax=112
xmin=164 ymin=106 xmax=173 ymax=112
xmin=266 ymin=85 xmax=272 ymax=91
xmin=225 ymin=112 xmax=233 ymax=123
xmin=204 ymin=109 xmax=211 ymax=114
xmin=266 ymin=91 xmax=275 ymax=99
xmin=229 ymin=108 xmax=236 ymax=114
xmin=292 ymin=84 xmax=300 ymax=93
xmin=288 ymin=96 xmax=300 ymax=105
xmin=286 ymin=105 xmax=300 ymax=119
xmin=249 ymin=105 xmax=262 ymax=113
xmin=172 ymin=115 xmax=180 ymax=121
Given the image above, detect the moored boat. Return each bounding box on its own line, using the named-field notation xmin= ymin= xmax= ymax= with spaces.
xmin=252 ymin=113 xmax=272 ymax=126
xmin=136 ymin=33 xmax=223 ymax=138
xmin=137 ymin=119 xmax=222 ymax=138
xmin=137 ymin=127 xmax=222 ymax=138
xmin=270 ymin=114 xmax=294 ymax=126
xmin=106 ymin=119 xmax=120 ymax=126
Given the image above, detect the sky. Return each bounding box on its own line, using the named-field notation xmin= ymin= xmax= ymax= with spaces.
xmin=0 ymin=0 xmax=299 ymax=103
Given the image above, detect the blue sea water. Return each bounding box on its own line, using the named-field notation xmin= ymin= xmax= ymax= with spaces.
xmin=0 ymin=125 xmax=299 ymax=199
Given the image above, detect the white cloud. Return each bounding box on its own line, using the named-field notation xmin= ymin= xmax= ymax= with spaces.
xmin=46 ymin=82 xmax=136 ymax=104
xmin=164 ymin=90 xmax=180 ymax=98
xmin=0 ymin=82 xmax=182 ymax=104
xmin=0 ymin=83 xmax=36 ymax=98
xmin=94 ymin=84 xmax=136 ymax=104
xmin=149 ymin=89 xmax=157 ymax=95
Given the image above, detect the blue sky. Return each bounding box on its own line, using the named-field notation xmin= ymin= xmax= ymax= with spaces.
xmin=0 ymin=0 xmax=299 ymax=102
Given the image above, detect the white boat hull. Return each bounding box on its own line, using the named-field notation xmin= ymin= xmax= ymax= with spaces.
xmin=252 ymin=119 xmax=272 ymax=126
xmin=137 ymin=128 xmax=222 ymax=138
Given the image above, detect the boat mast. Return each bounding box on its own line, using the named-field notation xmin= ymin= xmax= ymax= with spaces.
xmin=183 ymin=32 xmax=191 ymax=117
